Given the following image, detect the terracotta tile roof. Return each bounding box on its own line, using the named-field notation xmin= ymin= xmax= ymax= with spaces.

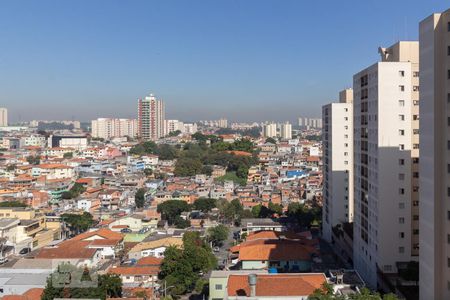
xmin=109 ymin=266 xmax=159 ymax=276
xmin=36 ymin=240 xmax=98 ymax=259
xmin=71 ymin=228 xmax=123 ymax=241
xmin=238 ymin=240 xmax=316 ymax=261
xmin=227 ymin=273 xmax=326 ymax=297
xmin=2 ymin=288 xmax=44 ymax=300
xmin=225 ymin=150 xmax=252 ymax=157
xmin=89 ymin=238 xmax=121 ymax=247
xmin=136 ymin=256 xmax=163 ymax=266
xmin=35 ymin=163 xmax=73 ymax=169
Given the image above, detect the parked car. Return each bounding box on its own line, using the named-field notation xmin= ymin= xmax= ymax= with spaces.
xmin=0 ymin=257 xmax=8 ymax=265
xmin=19 ymin=247 xmax=31 ymax=255
xmin=213 ymin=246 xmax=220 ymax=252
xmin=120 ymin=228 xmax=132 ymax=233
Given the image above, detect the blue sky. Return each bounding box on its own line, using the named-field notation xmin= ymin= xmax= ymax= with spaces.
xmin=0 ymin=0 xmax=447 ymax=123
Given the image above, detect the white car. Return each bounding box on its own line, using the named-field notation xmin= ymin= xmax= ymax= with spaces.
xmin=0 ymin=257 xmax=8 ymax=265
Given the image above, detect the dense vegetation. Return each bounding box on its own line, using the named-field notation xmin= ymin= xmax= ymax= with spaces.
xmin=0 ymin=201 xmax=27 ymax=207
xmin=61 ymin=183 xmax=86 ymax=199
xmin=41 ymin=265 xmax=122 ymax=300
xmin=207 ymin=224 xmax=229 ymax=246
xmin=129 ymin=135 xmax=258 ymax=183
xmin=157 ymin=200 xmax=190 ymax=227
xmin=134 ymin=188 xmax=146 ymax=208
xmin=251 ymin=202 xmax=283 ymax=218
xmin=287 ymin=201 xmax=322 ymax=228
xmin=61 ymin=212 xmax=94 ymax=233
xmin=160 ymin=232 xmax=217 ymax=296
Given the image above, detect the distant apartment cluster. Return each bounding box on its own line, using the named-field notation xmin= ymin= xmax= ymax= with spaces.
xmin=322 ymin=8 xmax=450 ymax=299
xmin=298 ymin=117 xmax=322 ymax=129
xmin=262 ymin=122 xmax=292 ymax=140
xmin=91 ymin=118 xmax=138 ymax=140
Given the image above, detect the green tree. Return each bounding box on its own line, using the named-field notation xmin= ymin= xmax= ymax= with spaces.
xmin=193 ymin=198 xmax=217 ymax=212
xmin=268 ymin=201 xmax=283 ymax=215
xmin=6 ymin=164 xmax=16 ymax=171
xmin=157 ymin=200 xmax=190 ymax=225
xmin=26 ymin=155 xmax=40 ymax=165
xmin=144 ymin=168 xmax=153 ymax=176
xmin=265 ymin=137 xmax=277 ymax=144
xmin=62 ymin=212 xmax=94 ymax=234
xmin=0 ymin=201 xmax=27 ymax=207
xmin=63 ymin=152 xmax=73 ymax=159
xmin=155 ymin=144 xmax=178 ymax=160
xmin=174 ymin=216 xmax=191 ymax=229
xmin=135 ymin=188 xmax=146 ymax=208
xmin=207 ymin=224 xmax=229 ymax=246
xmin=174 ymin=157 xmax=203 ymax=176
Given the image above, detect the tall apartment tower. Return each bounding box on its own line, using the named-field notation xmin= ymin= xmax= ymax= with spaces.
xmin=281 ymin=122 xmax=292 ymax=140
xmin=263 ymin=123 xmax=277 ymax=138
xmin=322 ymin=89 xmax=354 ymax=243
xmin=419 ymin=9 xmax=450 ymax=300
xmin=138 ymin=94 xmax=165 ymax=141
xmin=0 ymin=108 xmax=8 ymax=127
xmin=353 ymin=41 xmax=420 ymax=288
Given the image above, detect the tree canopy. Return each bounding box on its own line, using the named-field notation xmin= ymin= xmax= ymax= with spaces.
xmin=62 ymin=212 xmax=94 ymax=234
xmin=193 ymin=198 xmax=217 ymax=212
xmin=135 ymin=188 xmax=146 ymax=208
xmin=157 ymin=200 xmax=190 ymax=225
xmin=160 ymin=232 xmax=217 ymax=296
xmin=207 ymin=224 xmax=229 ymax=246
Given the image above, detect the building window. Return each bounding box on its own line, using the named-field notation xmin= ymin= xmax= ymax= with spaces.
xmin=399 ymin=232 xmax=405 ymax=238
xmin=399 ymin=247 xmax=405 ymax=254
xmin=399 ymin=129 xmax=405 ymax=136
xmin=413 ymin=229 xmax=419 ymax=235
xmin=399 ymin=70 xmax=405 ymax=77
xmin=448 ymin=257 xmax=450 ymax=268
xmin=399 ymin=114 xmax=405 ymax=121
xmin=215 ymin=284 xmax=223 ymax=290
xmin=399 ymin=85 xmax=405 ymax=91
xmin=413 ymin=100 xmax=419 ymax=105
xmin=399 ymin=100 xmax=405 ymax=106
xmin=399 ymin=144 xmax=405 ymax=150
xmin=413 ymin=215 xmax=419 ymax=221
xmin=413 ymin=86 xmax=419 ymax=92
xmin=413 ymin=71 xmax=419 ymax=77
xmin=399 ymin=217 xmax=405 ymax=224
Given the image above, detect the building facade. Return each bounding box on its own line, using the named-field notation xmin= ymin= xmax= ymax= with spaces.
xmin=91 ymin=118 xmax=137 ymax=139
xmin=263 ymin=123 xmax=277 ymax=138
xmin=419 ymin=9 xmax=450 ymax=300
xmin=0 ymin=108 xmax=7 ymax=127
xmin=138 ymin=94 xmax=165 ymax=141
xmin=280 ymin=122 xmax=292 ymax=140
xmin=322 ymin=89 xmax=354 ymax=243
xmin=353 ymin=41 xmax=420 ymax=287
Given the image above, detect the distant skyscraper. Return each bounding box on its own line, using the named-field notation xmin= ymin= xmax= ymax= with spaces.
xmin=353 ymin=41 xmax=420 ymax=288
xmin=280 ymin=122 xmax=292 ymax=140
xmin=419 ymin=9 xmax=450 ymax=300
xmin=263 ymin=123 xmax=277 ymax=138
xmin=0 ymin=108 xmax=8 ymax=127
xmin=322 ymin=89 xmax=354 ymax=243
xmin=91 ymin=118 xmax=137 ymax=139
xmin=138 ymin=94 xmax=165 ymax=141
xmin=218 ymin=118 xmax=228 ymax=128
xmin=298 ymin=117 xmax=303 ymax=127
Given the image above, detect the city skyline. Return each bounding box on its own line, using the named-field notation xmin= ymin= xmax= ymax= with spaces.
xmin=0 ymin=0 xmax=448 ymax=122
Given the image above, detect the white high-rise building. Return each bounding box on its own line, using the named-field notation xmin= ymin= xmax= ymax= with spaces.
xmin=218 ymin=118 xmax=228 ymax=128
xmin=419 ymin=9 xmax=450 ymax=300
xmin=263 ymin=123 xmax=277 ymax=138
xmin=280 ymin=122 xmax=292 ymax=140
xmin=0 ymin=108 xmax=8 ymax=127
xmin=165 ymin=120 xmax=185 ymax=135
xmin=91 ymin=118 xmax=137 ymax=139
xmin=353 ymin=41 xmax=420 ymax=288
xmin=138 ymin=94 xmax=165 ymax=141
xmin=322 ymin=89 xmax=354 ymax=243
xmin=183 ymin=123 xmax=198 ymax=134
xmin=298 ymin=117 xmax=303 ymax=127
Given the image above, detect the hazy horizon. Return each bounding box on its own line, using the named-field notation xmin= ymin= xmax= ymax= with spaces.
xmin=0 ymin=0 xmax=447 ymax=123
